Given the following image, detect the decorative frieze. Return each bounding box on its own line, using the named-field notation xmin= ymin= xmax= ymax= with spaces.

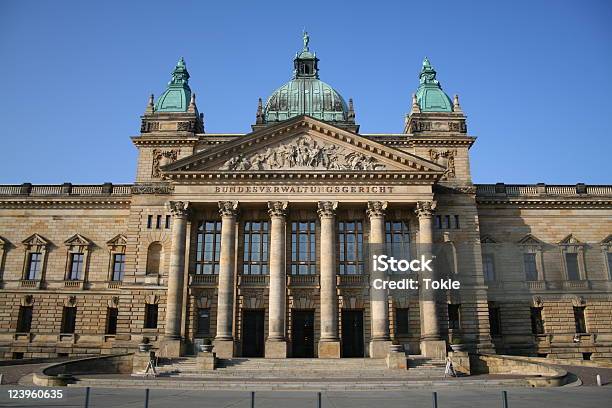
xmin=220 ymin=135 xmax=386 ymax=171
xmin=429 ymin=149 xmax=456 ymax=179
xmin=151 ymin=149 xmax=179 ymax=178
xmin=131 ymin=183 xmax=174 ymax=195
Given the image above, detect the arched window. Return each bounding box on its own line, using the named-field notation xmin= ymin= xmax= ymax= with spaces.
xmin=146 ymin=242 xmax=162 ymax=275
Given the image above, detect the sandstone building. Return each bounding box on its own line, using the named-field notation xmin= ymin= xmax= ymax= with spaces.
xmin=1 ymin=36 xmax=611 ymax=361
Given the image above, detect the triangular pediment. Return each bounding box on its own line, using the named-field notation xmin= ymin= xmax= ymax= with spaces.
xmin=602 ymin=234 xmax=612 ymax=244
xmin=559 ymin=234 xmax=583 ymax=246
xmin=162 ymin=116 xmax=445 ymax=176
xmin=64 ymin=233 xmax=92 ymax=247
xmin=518 ymin=234 xmax=545 ymax=246
xmin=480 ymin=234 xmax=498 ymax=244
xmin=107 ymin=234 xmax=127 ymax=247
xmin=22 ymin=233 xmax=49 ymax=247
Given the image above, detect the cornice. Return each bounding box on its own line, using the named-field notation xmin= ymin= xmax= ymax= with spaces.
xmin=166 ymin=171 xmax=441 ymax=183
xmin=476 ymin=198 xmax=612 ymax=209
xmin=0 ymin=199 xmax=131 ymax=209
xmin=131 ymin=136 xmax=199 ymax=146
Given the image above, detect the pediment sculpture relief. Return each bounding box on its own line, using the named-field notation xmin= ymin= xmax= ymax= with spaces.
xmin=429 ymin=149 xmax=456 ymax=179
xmin=220 ymin=135 xmax=386 ymax=171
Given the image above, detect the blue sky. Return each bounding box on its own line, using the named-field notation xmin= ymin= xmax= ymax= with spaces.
xmin=0 ymin=0 xmax=610 ymax=184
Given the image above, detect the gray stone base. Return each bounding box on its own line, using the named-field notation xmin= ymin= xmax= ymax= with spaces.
xmin=420 ymin=340 xmax=447 ymax=359
xmin=370 ymin=340 xmax=392 ymax=358
xmin=386 ymin=350 xmax=408 ymax=369
xmin=448 ymin=351 xmax=470 ymax=375
xmin=318 ymin=340 xmax=341 ymax=358
xmin=132 ymin=351 xmax=150 ymax=373
xmin=213 ymin=339 xmax=235 ymax=358
xmin=265 ymin=340 xmax=288 ymax=358
xmin=196 ymin=352 xmax=217 ymax=370
xmin=158 ymin=339 xmax=182 ymax=358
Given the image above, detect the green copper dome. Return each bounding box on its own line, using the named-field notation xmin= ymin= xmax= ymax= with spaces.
xmin=155 ymin=57 xmax=192 ymax=112
xmin=415 ymin=57 xmax=453 ymax=112
xmin=263 ymin=32 xmax=348 ymax=123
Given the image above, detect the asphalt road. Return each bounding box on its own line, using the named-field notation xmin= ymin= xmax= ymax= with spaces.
xmin=0 ymin=386 xmax=611 ymax=408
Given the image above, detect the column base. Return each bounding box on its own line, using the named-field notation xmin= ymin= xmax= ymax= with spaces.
xmin=213 ymin=339 xmax=235 ymax=358
xmin=265 ymin=340 xmax=288 ymax=358
xmin=158 ymin=339 xmax=182 ymax=358
xmin=318 ymin=340 xmax=341 ymax=358
xmin=420 ymin=339 xmax=447 ymax=359
xmin=369 ymin=340 xmax=392 ymax=358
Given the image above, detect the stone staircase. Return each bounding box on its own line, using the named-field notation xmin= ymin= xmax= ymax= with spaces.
xmin=72 ymin=356 xmax=528 ymax=390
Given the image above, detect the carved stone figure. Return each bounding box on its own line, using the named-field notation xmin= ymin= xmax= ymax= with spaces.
xmin=220 ymin=135 xmax=386 ymax=171
xmin=429 ymin=149 xmax=456 ymax=179
xmin=152 ymin=149 xmax=179 ymax=178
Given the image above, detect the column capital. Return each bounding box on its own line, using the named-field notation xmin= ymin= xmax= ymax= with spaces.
xmin=267 ymin=201 xmax=288 ymax=218
xmin=317 ymin=201 xmax=338 ymax=218
xmin=366 ymin=201 xmax=388 ymax=218
xmin=167 ymin=201 xmax=191 ymax=218
xmin=415 ymin=200 xmax=437 ymax=218
xmin=218 ymin=201 xmax=239 ymax=217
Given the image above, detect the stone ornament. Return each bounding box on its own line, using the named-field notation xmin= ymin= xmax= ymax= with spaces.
xmin=218 ymin=201 xmax=239 ymax=217
xmin=20 ymin=295 xmax=34 ymax=307
xmin=64 ymin=296 xmax=77 ymax=307
xmin=151 ymin=149 xmax=179 ymax=178
xmin=366 ymin=201 xmax=388 ymax=218
xmin=220 ymin=135 xmax=386 ymax=171
xmin=167 ymin=201 xmax=190 ymax=218
xmin=415 ymin=200 xmax=437 ymax=217
xmin=107 ymin=296 xmax=119 ymax=308
xmin=429 ymin=149 xmax=456 ymax=179
xmin=131 ymin=183 xmax=174 ymax=195
xmin=317 ymin=201 xmax=338 ymax=218
xmin=267 ymin=201 xmax=288 ymax=218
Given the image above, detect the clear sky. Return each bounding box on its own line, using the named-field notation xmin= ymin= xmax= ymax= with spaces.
xmin=0 ymin=0 xmax=610 ymax=184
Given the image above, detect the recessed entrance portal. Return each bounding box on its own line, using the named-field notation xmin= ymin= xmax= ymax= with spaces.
xmin=291 ymin=310 xmax=315 ymax=358
xmin=242 ymin=310 xmax=265 ymax=357
xmin=341 ymin=310 xmax=364 ymax=357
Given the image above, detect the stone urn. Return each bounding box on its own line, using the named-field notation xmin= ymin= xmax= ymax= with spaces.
xmin=389 ymin=344 xmax=405 ymax=353
xmin=138 ymin=337 xmax=152 ymax=352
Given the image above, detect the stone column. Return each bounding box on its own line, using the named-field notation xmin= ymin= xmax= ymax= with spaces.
xmin=161 ymin=201 xmax=190 ymax=357
xmin=266 ymin=201 xmax=288 ymax=358
xmin=416 ymin=200 xmax=446 ymax=359
xmin=367 ymin=201 xmax=392 ymax=358
xmin=317 ymin=201 xmax=341 ymax=358
xmin=214 ymin=201 xmax=238 ymax=358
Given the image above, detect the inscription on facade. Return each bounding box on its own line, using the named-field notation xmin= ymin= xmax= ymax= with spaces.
xmin=214 ymin=185 xmax=395 ymax=194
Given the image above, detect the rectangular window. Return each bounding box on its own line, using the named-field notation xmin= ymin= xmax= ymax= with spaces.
xmin=385 ymin=220 xmax=411 ymax=262
xmin=338 ymin=221 xmax=364 ymax=275
xmin=144 ymin=304 xmax=158 ymax=329
xmin=147 ymin=215 xmax=153 ymax=229
xmin=156 ymin=215 xmax=162 ymax=229
xmin=195 ymin=221 xmax=222 ymax=275
xmin=444 ymin=215 xmax=451 ymax=229
xmin=608 ymin=253 xmax=612 ymax=279
xmin=111 ymin=253 xmax=125 ymax=281
xmin=573 ymin=306 xmax=587 ymax=334
xmin=17 ymin=306 xmax=33 ymax=333
xmin=435 ymin=215 xmax=442 ymax=229
xmin=165 ymin=215 xmax=171 ymax=229
xmin=61 ymin=307 xmax=77 ymax=334
xmin=482 ymin=253 xmax=495 ymax=282
xmin=565 ymin=253 xmax=580 ymax=280
xmin=243 ymin=221 xmax=269 ymax=275
xmin=291 ymin=221 xmax=317 ymax=275
xmin=488 ymin=304 xmax=501 ymax=336
xmin=26 ymin=252 xmax=42 ymax=280
xmin=106 ymin=307 xmax=118 ymax=335
xmin=530 ymin=307 xmax=544 ymax=335
xmin=523 ymin=253 xmax=538 ymax=281
xmin=196 ymin=308 xmax=211 ymax=337
xmin=68 ymin=253 xmax=84 ymax=280
xmin=454 ymin=215 xmax=460 ymax=229
xmin=448 ymin=304 xmax=461 ymax=330
xmin=395 ymin=307 xmax=410 ymax=336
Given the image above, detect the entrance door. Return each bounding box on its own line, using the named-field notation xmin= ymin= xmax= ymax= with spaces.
xmin=341 ymin=310 xmax=364 ymax=357
xmin=242 ymin=310 xmax=265 ymax=357
xmin=291 ymin=310 xmax=314 ymax=358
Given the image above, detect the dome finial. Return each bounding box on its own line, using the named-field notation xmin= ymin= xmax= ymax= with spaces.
xmin=411 ymin=93 xmax=421 ymax=114
xmin=453 ymin=94 xmax=463 ymax=113
xmin=256 ymin=97 xmax=264 ymax=124
xmin=155 ymin=57 xmax=192 ymax=112
xmin=348 ymin=98 xmax=355 ymax=123
xmin=187 ymin=92 xmax=197 ymax=113
xmin=145 ymin=93 xmax=155 ymax=114
xmin=413 ymin=57 xmax=452 ymax=112
xmin=302 ymin=29 xmax=310 ymax=51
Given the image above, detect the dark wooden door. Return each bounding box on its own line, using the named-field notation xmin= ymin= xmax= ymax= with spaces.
xmin=292 ymin=310 xmax=314 ymax=358
xmin=242 ymin=310 xmax=265 ymax=357
xmin=341 ymin=310 xmax=364 ymax=357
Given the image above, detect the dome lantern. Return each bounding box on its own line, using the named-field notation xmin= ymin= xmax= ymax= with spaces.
xmin=415 ymin=57 xmax=453 ymax=112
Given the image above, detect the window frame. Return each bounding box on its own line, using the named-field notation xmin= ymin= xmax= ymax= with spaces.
xmin=573 ymin=306 xmax=587 ymax=334
xmin=17 ymin=305 xmax=33 ymax=333
xmin=394 ymin=307 xmax=410 ymax=336
xmin=106 ymin=307 xmax=118 ymax=335
xmin=195 ymin=220 xmax=222 ymax=275
xmin=488 ymin=303 xmax=502 ymax=336
xmin=195 ymin=307 xmax=211 ymax=337
xmin=530 ymin=307 xmax=545 ymax=335
xmin=144 ymin=303 xmax=158 ymax=329
xmin=482 ymin=253 xmax=496 ymax=282
xmin=242 ymin=221 xmax=270 ymax=275
xmin=290 ymin=220 xmax=317 ymax=275
xmin=21 ymin=234 xmax=49 ymax=283
xmin=338 ymin=220 xmax=364 ymax=275
xmin=448 ymin=304 xmax=461 ymax=330
xmin=61 ymin=306 xmax=77 ymax=334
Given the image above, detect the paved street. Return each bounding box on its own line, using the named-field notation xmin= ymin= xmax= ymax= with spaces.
xmin=0 ymin=386 xmax=611 ymax=408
